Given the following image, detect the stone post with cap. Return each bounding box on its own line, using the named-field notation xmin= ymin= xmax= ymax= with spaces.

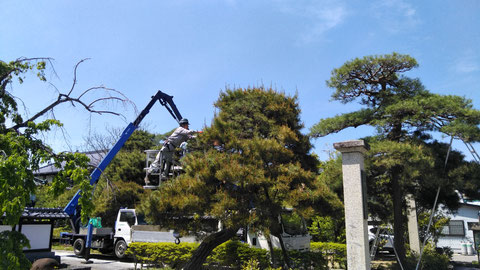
xmin=334 ymin=140 xmax=371 ymax=270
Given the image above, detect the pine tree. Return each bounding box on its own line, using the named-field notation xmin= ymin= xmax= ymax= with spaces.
xmin=140 ymin=87 xmax=342 ymax=269
xmin=310 ymin=53 xmax=480 ymax=267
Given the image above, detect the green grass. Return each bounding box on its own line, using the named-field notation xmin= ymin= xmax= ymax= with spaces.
xmin=52 ymin=243 xmax=73 ymax=251
xmin=52 ymin=243 xmax=103 ymax=255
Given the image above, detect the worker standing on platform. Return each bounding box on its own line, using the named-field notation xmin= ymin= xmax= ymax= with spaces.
xmin=146 ymin=118 xmax=201 ymax=184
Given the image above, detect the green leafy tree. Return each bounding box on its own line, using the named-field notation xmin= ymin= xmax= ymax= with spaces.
xmin=317 ymin=153 xmax=343 ymax=201
xmin=310 ymin=53 xmax=480 ymax=266
xmin=92 ymin=181 xmax=146 ymax=228
xmin=0 ymin=58 xmax=129 ymax=267
xmin=35 ymin=184 xmax=79 ymax=209
xmin=89 ymin=129 xmax=155 ymax=226
xmin=0 ymin=231 xmax=31 ymax=270
xmin=309 ymin=153 xmax=345 ymax=243
xmin=101 ymin=129 xmax=156 ymax=185
xmin=308 ymin=215 xmax=345 ymax=243
xmin=139 ymin=87 xmax=342 ymax=269
xmin=417 ymin=211 xmax=449 ymax=246
xmin=36 ymin=129 xmax=155 ymax=226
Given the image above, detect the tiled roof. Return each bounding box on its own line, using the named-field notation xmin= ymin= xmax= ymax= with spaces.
xmin=34 ymin=150 xmax=107 ymax=175
xmin=21 ymin=207 xmax=70 ymax=220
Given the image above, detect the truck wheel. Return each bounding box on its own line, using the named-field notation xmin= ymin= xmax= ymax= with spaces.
xmin=73 ymin=238 xmax=86 ymax=256
xmin=115 ymin=239 xmax=127 ymax=259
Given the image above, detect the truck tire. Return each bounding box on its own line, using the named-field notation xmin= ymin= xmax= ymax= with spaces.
xmin=115 ymin=239 xmax=127 ymax=259
xmin=73 ymin=238 xmax=86 ymax=256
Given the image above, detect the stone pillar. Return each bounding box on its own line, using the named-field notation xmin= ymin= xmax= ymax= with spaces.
xmin=406 ymin=194 xmax=421 ymax=254
xmin=334 ymin=140 xmax=370 ymax=270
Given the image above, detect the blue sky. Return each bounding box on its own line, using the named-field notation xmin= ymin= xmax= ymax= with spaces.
xmin=1 ymin=0 xmax=479 ymax=160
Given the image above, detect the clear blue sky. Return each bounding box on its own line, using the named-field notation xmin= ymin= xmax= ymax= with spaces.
xmin=1 ymin=0 xmax=479 ymax=160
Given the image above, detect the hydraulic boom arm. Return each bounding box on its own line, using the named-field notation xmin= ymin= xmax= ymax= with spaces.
xmin=64 ymin=90 xmax=182 ymax=230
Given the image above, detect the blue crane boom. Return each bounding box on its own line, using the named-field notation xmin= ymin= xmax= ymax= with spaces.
xmin=64 ymin=90 xmax=183 ymax=232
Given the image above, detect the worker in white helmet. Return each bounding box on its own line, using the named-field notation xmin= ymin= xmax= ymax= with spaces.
xmin=145 ymin=118 xmax=201 ymax=184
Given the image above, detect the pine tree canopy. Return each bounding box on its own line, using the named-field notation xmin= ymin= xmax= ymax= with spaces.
xmin=140 ymin=87 xmax=342 ymax=236
xmin=311 ymin=53 xmax=480 ymax=142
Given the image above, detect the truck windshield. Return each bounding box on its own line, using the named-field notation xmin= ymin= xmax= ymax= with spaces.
xmin=281 ymin=212 xmax=307 ymax=236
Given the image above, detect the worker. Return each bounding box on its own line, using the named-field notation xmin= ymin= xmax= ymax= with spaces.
xmin=145 ymin=118 xmax=201 ymax=184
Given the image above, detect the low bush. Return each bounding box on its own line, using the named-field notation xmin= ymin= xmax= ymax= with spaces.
xmin=404 ymin=245 xmax=450 ymax=270
xmin=126 ymin=242 xmax=197 ymax=268
xmin=207 ymin=240 xmax=270 ymax=269
xmin=311 ymin=242 xmax=346 ymax=269
xmin=285 ymin=249 xmax=328 ymax=269
xmin=127 ymin=241 xmax=347 ymax=269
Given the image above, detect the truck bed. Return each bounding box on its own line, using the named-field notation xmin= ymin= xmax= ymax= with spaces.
xmin=78 ymin=227 xmax=114 ymax=236
xmin=131 ymin=225 xmax=196 ymax=243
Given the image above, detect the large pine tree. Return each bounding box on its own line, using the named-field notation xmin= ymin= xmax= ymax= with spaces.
xmin=140 ymin=87 xmax=342 ymax=269
xmin=310 ymin=53 xmax=480 ymax=267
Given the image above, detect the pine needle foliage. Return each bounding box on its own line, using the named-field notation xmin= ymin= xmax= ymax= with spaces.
xmin=139 ymin=87 xmax=342 ymax=268
xmin=310 ymin=52 xmax=480 ymax=266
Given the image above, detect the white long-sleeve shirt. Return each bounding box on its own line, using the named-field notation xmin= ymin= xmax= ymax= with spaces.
xmin=166 ymin=126 xmax=197 ymax=147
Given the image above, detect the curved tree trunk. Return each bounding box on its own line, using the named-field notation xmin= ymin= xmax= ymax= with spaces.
xmin=182 ymin=227 xmax=238 ymax=270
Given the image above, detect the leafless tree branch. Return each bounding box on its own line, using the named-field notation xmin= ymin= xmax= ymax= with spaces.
xmin=7 ymin=59 xmax=136 ymax=132
xmin=68 ymin=58 xmax=90 ymax=96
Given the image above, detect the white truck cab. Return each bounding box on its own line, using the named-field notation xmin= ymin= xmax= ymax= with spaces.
xmin=115 ymin=209 xmax=138 ymax=245
xmin=112 ymin=209 xmax=139 ymax=258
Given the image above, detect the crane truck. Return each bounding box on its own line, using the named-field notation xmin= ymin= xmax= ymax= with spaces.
xmin=64 ymin=90 xmax=183 ymax=260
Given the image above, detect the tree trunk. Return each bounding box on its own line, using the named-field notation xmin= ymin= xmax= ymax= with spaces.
xmin=275 ymin=232 xmax=292 ymax=269
xmin=392 ymin=167 xmax=406 ymax=269
xmin=182 ymin=227 xmax=238 ymax=270
xmin=266 ymin=234 xmax=277 ymax=267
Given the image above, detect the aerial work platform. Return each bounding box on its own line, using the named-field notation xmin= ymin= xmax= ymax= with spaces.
xmin=143 ymin=149 xmax=184 ymax=189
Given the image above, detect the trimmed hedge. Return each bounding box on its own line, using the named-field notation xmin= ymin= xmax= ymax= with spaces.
xmin=126 ymin=241 xmax=346 ymax=269
xmin=126 ymin=242 xmax=198 ymax=268
xmin=207 ymin=240 xmax=270 ymax=269
xmin=311 ymin=242 xmax=346 ymax=269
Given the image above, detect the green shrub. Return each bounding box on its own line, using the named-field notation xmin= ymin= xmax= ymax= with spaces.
xmin=52 ymin=224 xmax=71 ymax=238
xmin=0 ymin=231 xmax=31 ymax=270
xmin=286 ymin=249 xmax=328 ymax=270
xmin=207 ymin=240 xmax=270 ymax=269
xmin=127 ymin=240 xmax=346 ymax=269
xmin=310 ymin=242 xmax=346 ymax=269
xmin=404 ymin=244 xmax=450 ymax=270
xmin=241 ymin=258 xmax=282 ymax=270
xmin=308 ymin=216 xmax=345 ymax=243
xmin=126 ymin=242 xmax=197 ymax=268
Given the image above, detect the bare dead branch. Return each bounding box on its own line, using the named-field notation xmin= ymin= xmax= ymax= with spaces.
xmin=13 ymin=57 xmax=53 ymax=64
xmin=88 ymin=96 xmax=126 ymax=107
xmin=68 ymin=58 xmax=90 ymax=96
xmin=6 ymin=59 xmax=134 ymax=132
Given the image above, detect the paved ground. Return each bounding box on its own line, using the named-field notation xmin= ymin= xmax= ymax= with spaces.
xmin=54 ymin=250 xmax=136 ymax=270
xmin=452 ymin=253 xmax=480 ymax=270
